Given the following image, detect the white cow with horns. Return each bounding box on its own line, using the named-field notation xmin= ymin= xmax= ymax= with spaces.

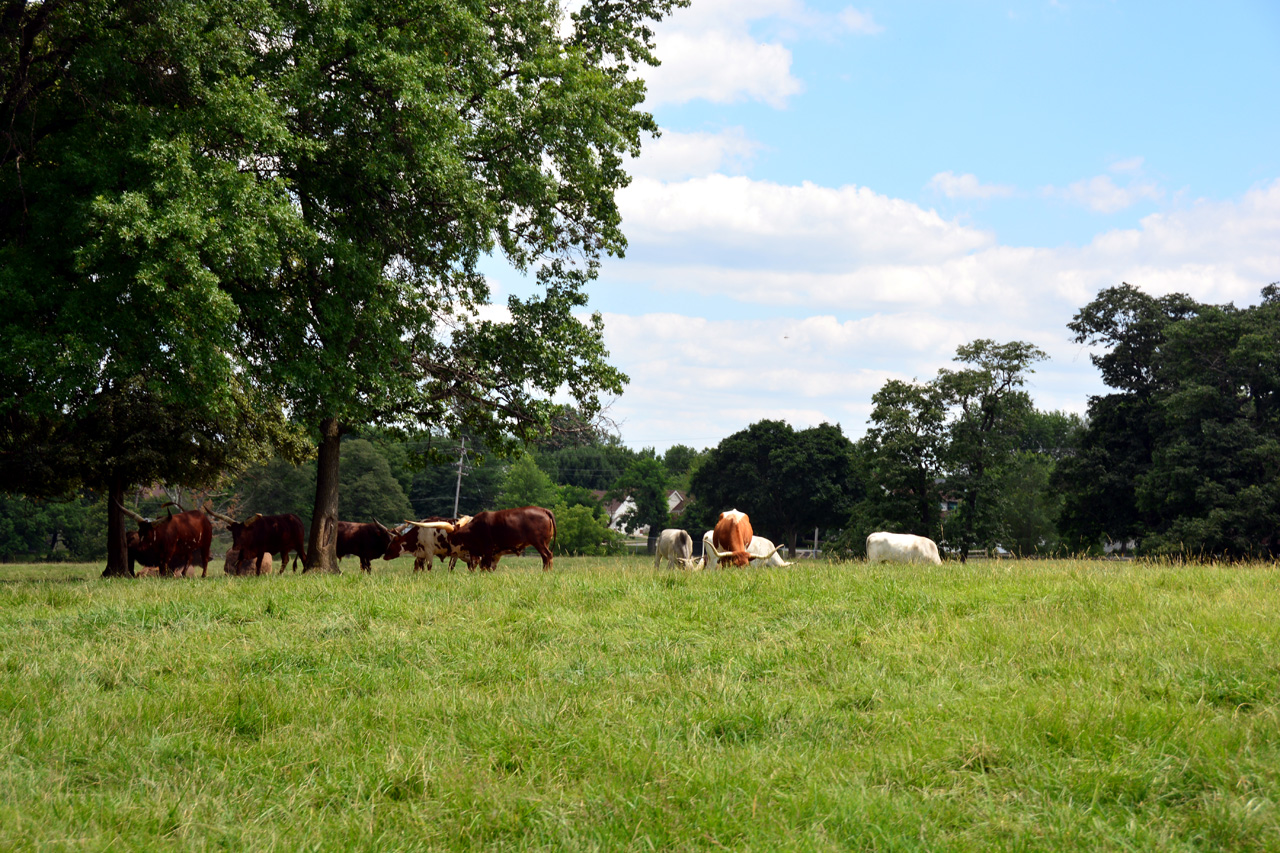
xmin=865 ymin=531 xmax=942 ymax=565
xmin=655 ymin=528 xmax=700 ymax=570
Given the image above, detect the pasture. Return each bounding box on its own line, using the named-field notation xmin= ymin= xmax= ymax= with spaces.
xmin=1 ymin=556 xmax=1278 ymax=851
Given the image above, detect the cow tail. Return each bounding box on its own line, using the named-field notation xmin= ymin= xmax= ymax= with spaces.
xmin=549 ymin=508 xmax=557 ymax=543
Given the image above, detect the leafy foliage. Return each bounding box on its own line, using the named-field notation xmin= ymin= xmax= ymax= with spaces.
xmin=1057 ymin=284 xmax=1280 ymax=557
xmin=689 ymin=420 xmax=860 ymax=555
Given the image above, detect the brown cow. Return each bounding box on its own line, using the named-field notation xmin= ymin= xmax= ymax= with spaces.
xmin=411 ymin=507 xmax=556 ymax=572
xmin=207 ymin=507 xmax=307 ymax=574
xmin=119 ymin=503 xmax=213 ymax=578
xmin=337 ymin=520 xmax=398 ymax=573
xmin=707 ymin=508 xmax=754 ymax=568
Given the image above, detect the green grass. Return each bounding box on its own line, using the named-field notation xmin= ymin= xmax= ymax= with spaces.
xmin=2 ymin=556 xmax=1279 ymax=851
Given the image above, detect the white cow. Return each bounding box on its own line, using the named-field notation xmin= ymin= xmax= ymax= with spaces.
xmin=865 ymin=531 xmax=942 ymax=565
xmin=655 ymin=528 xmax=700 ymax=570
xmin=407 ymin=515 xmax=473 ymax=571
xmin=701 ymin=530 xmax=787 ymax=568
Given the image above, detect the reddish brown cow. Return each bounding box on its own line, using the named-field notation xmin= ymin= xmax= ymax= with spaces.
xmin=413 ymin=506 xmax=556 ymax=572
xmin=207 ymin=508 xmax=307 ymax=575
xmin=337 ymin=520 xmax=398 ymax=573
xmin=708 ymin=508 xmax=754 ymax=567
xmin=120 ymin=503 xmax=213 ymax=578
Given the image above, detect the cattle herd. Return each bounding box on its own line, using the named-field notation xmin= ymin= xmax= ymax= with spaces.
xmin=120 ymin=501 xmax=943 ymax=578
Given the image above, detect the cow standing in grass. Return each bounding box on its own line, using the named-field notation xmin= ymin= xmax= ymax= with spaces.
xmin=412 ymin=506 xmax=556 ymax=572
xmin=866 ymin=531 xmax=942 ymax=565
xmin=337 ymin=521 xmax=399 ymax=573
xmin=207 ymin=507 xmax=307 ymax=575
xmin=119 ymin=503 xmax=213 ymax=578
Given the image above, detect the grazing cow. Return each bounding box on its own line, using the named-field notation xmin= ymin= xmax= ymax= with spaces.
xmin=701 ymin=530 xmax=788 ymax=569
xmin=207 ymin=507 xmax=307 ymax=575
xmin=119 ymin=503 xmax=213 ymax=578
xmin=411 ymin=506 xmax=556 ymax=572
xmin=705 ymin=509 xmax=776 ymax=568
xmin=655 ymin=528 xmax=699 ymax=570
xmin=223 ymin=549 xmax=273 ymax=576
xmin=382 ymin=517 xmax=465 ymax=571
xmin=866 ymin=531 xmax=942 ymax=565
xmin=337 ymin=520 xmax=398 ymax=573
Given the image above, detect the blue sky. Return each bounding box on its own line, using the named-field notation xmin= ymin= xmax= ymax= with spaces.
xmin=491 ymin=0 xmax=1280 ymax=451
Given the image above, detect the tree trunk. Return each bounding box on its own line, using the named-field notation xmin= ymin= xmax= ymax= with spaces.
xmin=645 ymin=527 xmax=658 ymax=556
xmin=304 ymin=417 xmax=342 ymax=573
xmin=102 ymin=473 xmax=133 ymax=577
xmin=787 ymin=530 xmax=798 ymax=559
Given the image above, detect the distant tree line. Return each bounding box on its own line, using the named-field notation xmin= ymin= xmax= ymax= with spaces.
xmin=4 ymin=282 xmax=1279 ymax=562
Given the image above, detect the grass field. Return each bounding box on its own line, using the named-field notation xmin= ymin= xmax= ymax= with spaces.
xmin=2 ymin=555 xmax=1278 ymax=851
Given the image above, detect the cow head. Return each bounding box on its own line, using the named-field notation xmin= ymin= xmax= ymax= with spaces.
xmin=708 ymin=509 xmax=755 ymax=567
xmin=204 ymin=506 xmax=258 ymax=549
xmin=383 ymin=523 xmax=418 ymax=560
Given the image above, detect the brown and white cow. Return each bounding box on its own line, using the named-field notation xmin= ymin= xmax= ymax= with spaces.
xmin=411 ymin=506 xmax=556 ymax=572
xmin=705 ymin=508 xmax=765 ymax=568
xmin=383 ymin=517 xmax=468 ymax=571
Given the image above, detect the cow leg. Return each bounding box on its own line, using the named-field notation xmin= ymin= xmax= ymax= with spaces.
xmin=413 ymin=556 xmax=425 ymax=572
xmin=535 ymin=544 xmax=554 ymax=572
xmin=361 ymin=558 xmax=372 ymax=573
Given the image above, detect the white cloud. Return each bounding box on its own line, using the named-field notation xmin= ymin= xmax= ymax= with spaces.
xmin=589 ymin=176 xmax=1280 ymax=449
xmin=927 ymin=171 xmax=1017 ymax=200
xmin=838 ymin=8 xmax=884 ymax=34
xmin=627 ymin=128 xmax=762 ymax=181
xmin=1109 ymin=156 xmax=1145 ymax=174
xmin=1047 ymin=174 xmax=1163 ymax=213
xmin=645 ymin=29 xmax=802 ymax=108
xmin=618 ymin=175 xmax=994 ymax=266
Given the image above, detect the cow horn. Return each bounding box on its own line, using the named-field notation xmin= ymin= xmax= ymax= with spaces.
xmin=374 ymin=519 xmax=391 ymax=534
xmin=707 ymin=542 xmax=730 ymax=558
xmin=245 ymin=513 xmax=262 ymax=527
xmin=116 ymin=501 xmax=150 ymax=524
xmin=409 ymin=521 xmax=456 ymax=532
xmin=764 ymin=544 xmax=785 ymax=559
xmin=161 ymin=500 xmax=185 ymax=512
xmin=205 ymin=505 xmax=238 ymax=524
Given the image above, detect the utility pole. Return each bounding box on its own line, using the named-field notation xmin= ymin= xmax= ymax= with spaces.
xmin=452 ymin=436 xmax=467 ymax=518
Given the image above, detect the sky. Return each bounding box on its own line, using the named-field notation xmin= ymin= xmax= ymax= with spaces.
xmin=488 ymin=0 xmax=1280 ymax=452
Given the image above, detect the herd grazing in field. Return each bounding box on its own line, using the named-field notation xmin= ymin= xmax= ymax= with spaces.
xmin=122 ymin=494 xmax=942 ymax=578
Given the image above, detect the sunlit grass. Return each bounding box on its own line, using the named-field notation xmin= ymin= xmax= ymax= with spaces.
xmin=1 ymin=556 xmax=1278 ymax=850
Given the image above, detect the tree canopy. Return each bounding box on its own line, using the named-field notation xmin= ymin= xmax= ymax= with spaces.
xmin=2 ymin=0 xmax=686 ymax=573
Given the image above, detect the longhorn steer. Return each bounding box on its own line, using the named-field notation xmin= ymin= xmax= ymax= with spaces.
xmin=119 ymin=503 xmax=213 ymax=578
xmin=411 ymin=506 xmax=556 ymax=572
xmin=383 ymin=517 xmax=466 ymax=571
xmin=655 ymin=528 xmax=699 ymax=570
xmin=706 ymin=509 xmax=782 ymax=568
xmin=701 ymin=530 xmax=789 ymax=569
xmin=866 ymin=531 xmax=942 ymax=565
xmin=337 ymin=521 xmax=398 ymax=573
xmin=207 ymin=507 xmax=307 ymax=575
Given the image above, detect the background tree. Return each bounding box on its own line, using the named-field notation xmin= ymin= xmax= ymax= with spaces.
xmin=611 ymin=456 xmax=671 ymax=555
xmin=1055 ymin=284 xmax=1206 ymax=552
xmin=937 ymin=339 xmax=1047 ymax=561
xmin=497 ymin=454 xmax=561 ymax=510
xmin=848 ymin=379 xmax=948 ymax=548
xmin=689 ymin=420 xmax=861 ymax=557
xmin=221 ymin=0 xmax=685 ymax=571
xmin=0 ymin=1 xmax=305 ymax=574
xmin=338 ymin=440 xmax=415 ymax=525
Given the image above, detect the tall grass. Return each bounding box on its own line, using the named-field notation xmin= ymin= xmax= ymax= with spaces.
xmin=1 ymin=556 xmax=1278 ymax=851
